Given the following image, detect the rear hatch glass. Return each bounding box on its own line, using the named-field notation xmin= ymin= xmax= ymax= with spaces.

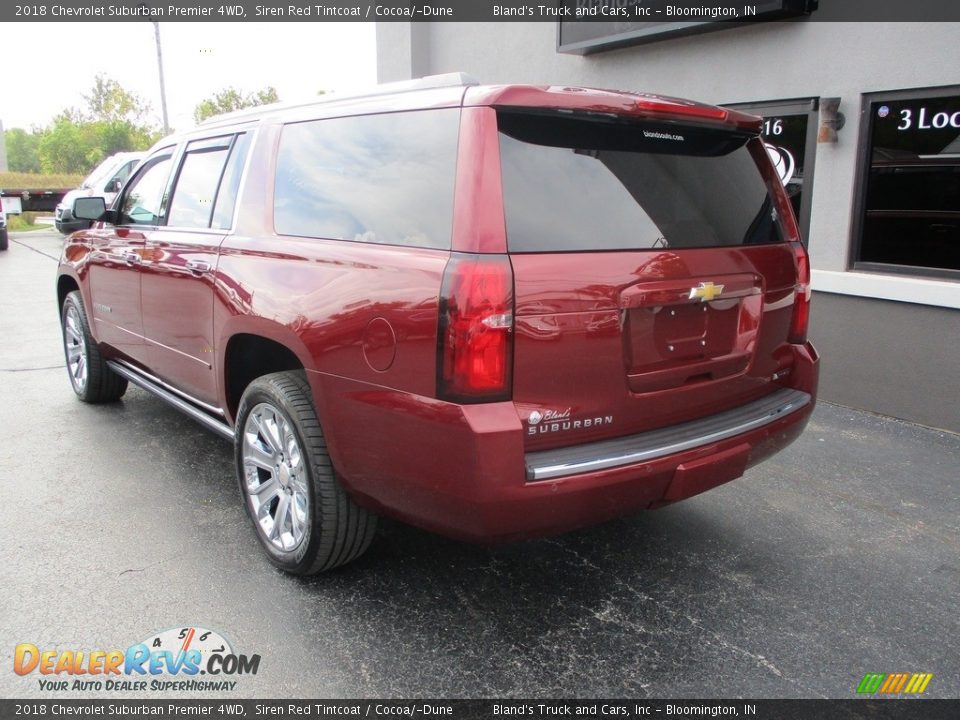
xmin=498 ymin=110 xmax=783 ymax=252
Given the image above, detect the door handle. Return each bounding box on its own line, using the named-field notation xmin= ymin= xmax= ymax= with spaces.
xmin=186 ymin=260 xmax=212 ymax=274
xmin=121 ymin=251 xmax=141 ymax=265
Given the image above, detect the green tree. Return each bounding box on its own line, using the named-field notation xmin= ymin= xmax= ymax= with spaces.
xmin=4 ymin=128 xmax=42 ymax=173
xmin=83 ymin=73 xmax=151 ymax=124
xmin=193 ymin=86 xmax=280 ymax=123
xmin=34 ymin=76 xmax=161 ymax=175
xmin=37 ymin=115 xmax=90 ymax=174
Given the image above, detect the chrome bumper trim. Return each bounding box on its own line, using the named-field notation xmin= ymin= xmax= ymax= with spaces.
xmin=525 ymin=387 xmax=811 ymax=482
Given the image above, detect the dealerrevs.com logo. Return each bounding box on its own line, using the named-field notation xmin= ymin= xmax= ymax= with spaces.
xmin=14 ymin=626 xmax=260 ymax=692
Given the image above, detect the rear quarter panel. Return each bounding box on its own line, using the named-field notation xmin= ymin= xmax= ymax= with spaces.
xmin=216 ymin=121 xmax=450 ymax=485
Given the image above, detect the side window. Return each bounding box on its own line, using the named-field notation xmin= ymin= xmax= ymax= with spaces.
xmin=166 ymin=136 xmax=233 ymax=229
xmin=104 ymin=160 xmax=138 ymax=192
xmin=211 ymin=133 xmax=251 ymax=230
xmin=273 ymin=109 xmax=460 ymax=249
xmin=120 ymin=153 xmax=174 ymax=226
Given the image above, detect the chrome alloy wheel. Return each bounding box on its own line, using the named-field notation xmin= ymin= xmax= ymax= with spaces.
xmin=242 ymin=402 xmax=309 ymax=552
xmin=63 ymin=305 xmax=88 ymax=393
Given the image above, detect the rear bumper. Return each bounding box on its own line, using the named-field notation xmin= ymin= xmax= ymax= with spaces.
xmin=312 ymin=342 xmax=819 ymax=543
xmin=526 ymin=387 xmax=810 ymax=482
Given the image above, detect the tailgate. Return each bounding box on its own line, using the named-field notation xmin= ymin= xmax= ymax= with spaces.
xmin=496 ymin=109 xmax=804 ymax=451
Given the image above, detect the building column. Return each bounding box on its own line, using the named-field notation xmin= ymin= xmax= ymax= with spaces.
xmin=375 ymin=22 xmax=429 ymax=83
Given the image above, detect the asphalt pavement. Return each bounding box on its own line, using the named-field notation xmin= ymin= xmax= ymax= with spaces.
xmin=1 ymin=230 xmax=958 ymax=699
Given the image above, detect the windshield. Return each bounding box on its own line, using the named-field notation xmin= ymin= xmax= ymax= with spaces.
xmin=82 ymin=155 xmax=134 ymax=190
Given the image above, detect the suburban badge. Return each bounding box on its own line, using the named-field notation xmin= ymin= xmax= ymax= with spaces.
xmin=527 ymin=408 xmax=613 ymax=436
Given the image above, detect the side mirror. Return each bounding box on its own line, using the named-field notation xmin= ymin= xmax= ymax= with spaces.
xmin=105 ymin=178 xmax=123 ymax=194
xmin=73 ymin=197 xmax=107 ymax=221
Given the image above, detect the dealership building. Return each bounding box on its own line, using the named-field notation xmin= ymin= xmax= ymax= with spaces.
xmin=377 ymin=8 xmax=960 ymax=432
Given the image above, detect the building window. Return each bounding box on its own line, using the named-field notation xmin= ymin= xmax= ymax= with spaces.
xmin=727 ymin=98 xmax=818 ymax=244
xmin=854 ymin=88 xmax=960 ymax=280
xmin=556 ymin=1 xmax=818 ymax=55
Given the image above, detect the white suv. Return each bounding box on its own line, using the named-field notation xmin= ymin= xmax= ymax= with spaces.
xmin=55 ymin=152 xmax=144 ymax=234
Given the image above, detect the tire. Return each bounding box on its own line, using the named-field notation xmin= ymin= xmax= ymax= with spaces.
xmin=235 ymin=371 xmax=377 ymax=575
xmin=0 ymin=229 xmax=8 ymax=251
xmin=60 ymin=291 xmax=128 ymax=403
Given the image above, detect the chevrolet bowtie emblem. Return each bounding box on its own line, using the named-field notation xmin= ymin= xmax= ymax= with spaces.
xmin=689 ymin=282 xmax=725 ymax=302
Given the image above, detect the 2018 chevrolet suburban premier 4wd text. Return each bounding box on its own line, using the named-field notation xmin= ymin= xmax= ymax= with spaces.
xmin=57 ymin=74 xmax=819 ymax=575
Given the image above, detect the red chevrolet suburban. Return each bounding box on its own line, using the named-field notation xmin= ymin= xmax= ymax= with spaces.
xmin=57 ymin=74 xmax=818 ymax=574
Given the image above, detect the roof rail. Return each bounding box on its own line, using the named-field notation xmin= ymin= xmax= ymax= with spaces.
xmin=199 ymin=72 xmax=480 ymax=127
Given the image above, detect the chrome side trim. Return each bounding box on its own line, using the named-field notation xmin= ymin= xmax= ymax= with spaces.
xmin=107 ymin=360 xmax=233 ymax=442
xmin=112 ymin=359 xmax=223 ymax=416
xmin=143 ymin=336 xmax=212 ymax=369
xmin=525 ymin=388 xmax=811 ymax=482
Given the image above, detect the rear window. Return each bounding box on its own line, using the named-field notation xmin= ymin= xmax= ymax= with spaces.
xmin=274 ymin=109 xmax=460 ymax=249
xmin=498 ymin=111 xmax=783 ymax=252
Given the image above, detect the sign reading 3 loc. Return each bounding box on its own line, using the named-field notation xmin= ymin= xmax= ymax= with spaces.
xmin=891 ymin=106 xmax=960 ymax=131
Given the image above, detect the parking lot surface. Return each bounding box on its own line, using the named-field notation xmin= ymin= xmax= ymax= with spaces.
xmin=1 ymin=230 xmax=958 ymax=698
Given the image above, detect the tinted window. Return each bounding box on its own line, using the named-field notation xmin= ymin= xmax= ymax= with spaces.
xmin=868 ymin=165 xmax=960 ymax=213
xmin=102 ymin=159 xmax=138 ymax=192
xmin=84 ymin=156 xmax=124 ymax=190
xmin=759 ymin=114 xmax=809 ymax=223
xmin=211 ymin=133 xmax=251 ymax=230
xmin=729 ymin=100 xmax=819 ymax=244
xmin=274 ymin=109 xmax=459 ymax=249
xmin=167 ymin=138 xmax=232 ymax=229
xmin=498 ymin=111 xmax=782 ymax=252
xmin=120 ymin=154 xmax=173 ymax=226
xmin=859 ymin=94 xmax=960 ymax=273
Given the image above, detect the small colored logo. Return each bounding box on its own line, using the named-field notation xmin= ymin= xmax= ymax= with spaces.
xmin=856 ymin=672 xmax=932 ymax=695
xmin=878 ymin=105 xmax=891 ymax=118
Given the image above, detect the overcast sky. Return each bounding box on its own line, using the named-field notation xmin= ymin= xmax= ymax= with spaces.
xmin=0 ymin=22 xmax=377 ymax=132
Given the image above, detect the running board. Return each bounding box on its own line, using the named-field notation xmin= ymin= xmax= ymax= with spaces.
xmin=107 ymin=360 xmax=234 ymax=441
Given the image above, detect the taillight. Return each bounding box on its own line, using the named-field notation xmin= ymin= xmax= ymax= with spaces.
xmin=789 ymin=242 xmax=811 ymax=345
xmin=437 ymin=253 xmax=514 ymax=403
